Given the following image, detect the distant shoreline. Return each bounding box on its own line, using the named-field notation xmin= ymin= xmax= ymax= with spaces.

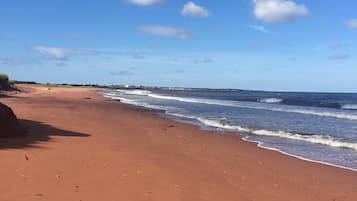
xmin=10 ymin=80 xmax=357 ymax=94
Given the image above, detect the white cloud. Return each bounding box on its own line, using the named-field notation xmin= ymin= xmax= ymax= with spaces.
xmin=347 ymin=19 xmax=357 ymax=29
xmin=127 ymin=0 xmax=165 ymax=6
xmin=138 ymin=26 xmax=190 ymax=40
xmin=33 ymin=46 xmax=67 ymax=60
xmin=250 ymin=25 xmax=270 ymax=33
xmin=181 ymin=2 xmax=209 ymax=18
xmin=33 ymin=46 xmax=97 ymax=60
xmin=253 ymin=0 xmax=309 ymax=23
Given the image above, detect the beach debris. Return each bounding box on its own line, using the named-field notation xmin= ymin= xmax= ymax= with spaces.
xmin=34 ymin=193 xmax=43 ymax=197
xmin=55 ymin=174 xmax=61 ymax=179
xmin=168 ymin=125 xmax=175 ymax=128
xmin=24 ymin=155 xmax=29 ymax=161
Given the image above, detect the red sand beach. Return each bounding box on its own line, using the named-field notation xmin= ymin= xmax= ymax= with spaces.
xmin=0 ymin=84 xmax=356 ymax=201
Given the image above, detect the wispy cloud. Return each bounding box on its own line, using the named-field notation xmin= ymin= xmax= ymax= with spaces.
xmin=175 ymin=69 xmax=185 ymax=74
xmin=127 ymin=0 xmax=165 ymax=6
xmin=0 ymin=57 xmax=27 ymax=65
xmin=33 ymin=46 xmax=67 ymax=60
xmin=249 ymin=42 xmax=262 ymax=48
xmin=148 ymin=44 xmax=166 ymax=49
xmin=55 ymin=62 xmax=69 ymax=67
xmin=328 ymin=42 xmax=344 ymax=50
xmin=61 ymin=33 xmax=92 ymax=41
xmin=192 ymin=58 xmax=213 ymax=64
xmin=109 ymin=70 xmax=135 ymax=76
xmin=329 ymin=54 xmax=350 ymax=60
xmin=253 ymin=0 xmax=309 ymax=23
xmin=138 ymin=26 xmax=191 ymax=40
xmin=250 ymin=25 xmax=271 ymax=33
xmin=347 ymin=19 xmax=357 ymax=29
xmin=129 ymin=52 xmax=145 ymax=59
xmin=33 ymin=46 xmax=97 ymax=60
xmin=32 ymin=46 xmax=151 ymax=62
xmin=181 ymin=2 xmax=209 ymax=18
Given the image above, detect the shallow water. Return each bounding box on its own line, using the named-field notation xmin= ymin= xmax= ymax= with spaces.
xmin=102 ymin=88 xmax=357 ymax=170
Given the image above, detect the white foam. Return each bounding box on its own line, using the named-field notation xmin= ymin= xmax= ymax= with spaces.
xmin=243 ymin=137 xmax=357 ymax=172
xmin=195 ymin=117 xmax=251 ymax=133
xmin=105 ymin=90 xmax=357 ymax=121
xmin=117 ymin=89 xmax=152 ymax=96
xmin=102 ymin=92 xmax=357 ymax=171
xmin=192 ymin=117 xmax=357 ymax=151
xmin=252 ymin=130 xmax=357 ymax=151
xmin=259 ymin=98 xmax=283 ymax=104
xmin=118 ymin=91 xmax=357 ymax=121
xmin=169 ymin=111 xmax=357 ymax=171
xmin=108 ymin=91 xmax=357 ymax=151
xmin=341 ymin=104 xmax=357 ymax=110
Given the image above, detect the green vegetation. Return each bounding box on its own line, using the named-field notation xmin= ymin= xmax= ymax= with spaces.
xmin=0 ymin=73 xmax=11 ymax=90
xmin=0 ymin=74 xmax=9 ymax=81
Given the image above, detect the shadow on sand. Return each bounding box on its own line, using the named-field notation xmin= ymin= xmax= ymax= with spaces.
xmin=0 ymin=93 xmax=11 ymax=98
xmin=0 ymin=119 xmax=90 ymax=149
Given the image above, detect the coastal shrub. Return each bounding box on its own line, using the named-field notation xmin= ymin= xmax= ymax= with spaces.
xmin=0 ymin=73 xmax=11 ymax=90
xmin=0 ymin=73 xmax=9 ymax=81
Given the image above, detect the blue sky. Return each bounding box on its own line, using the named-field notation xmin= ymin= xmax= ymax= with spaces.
xmin=1 ymin=0 xmax=357 ymax=92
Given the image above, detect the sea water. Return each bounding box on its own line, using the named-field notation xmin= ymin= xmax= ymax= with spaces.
xmin=102 ymin=88 xmax=357 ymax=171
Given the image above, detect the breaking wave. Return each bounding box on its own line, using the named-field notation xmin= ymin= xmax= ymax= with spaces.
xmin=341 ymin=104 xmax=357 ymax=110
xmin=113 ymin=90 xmax=357 ymax=121
xmin=259 ymin=98 xmax=283 ymax=104
xmin=189 ymin=117 xmax=357 ymax=151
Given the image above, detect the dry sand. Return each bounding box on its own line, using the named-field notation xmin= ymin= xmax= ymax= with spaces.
xmin=0 ymin=84 xmax=356 ymax=201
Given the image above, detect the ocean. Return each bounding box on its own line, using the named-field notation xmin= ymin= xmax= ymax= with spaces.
xmin=102 ymin=88 xmax=357 ymax=171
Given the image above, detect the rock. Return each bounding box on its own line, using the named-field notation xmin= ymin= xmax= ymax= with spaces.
xmin=0 ymin=102 xmax=25 ymax=138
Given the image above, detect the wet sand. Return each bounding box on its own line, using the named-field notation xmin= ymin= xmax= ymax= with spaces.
xmin=0 ymin=84 xmax=356 ymax=201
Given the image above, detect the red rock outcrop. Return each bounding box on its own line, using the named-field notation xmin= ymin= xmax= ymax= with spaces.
xmin=0 ymin=102 xmax=25 ymax=137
